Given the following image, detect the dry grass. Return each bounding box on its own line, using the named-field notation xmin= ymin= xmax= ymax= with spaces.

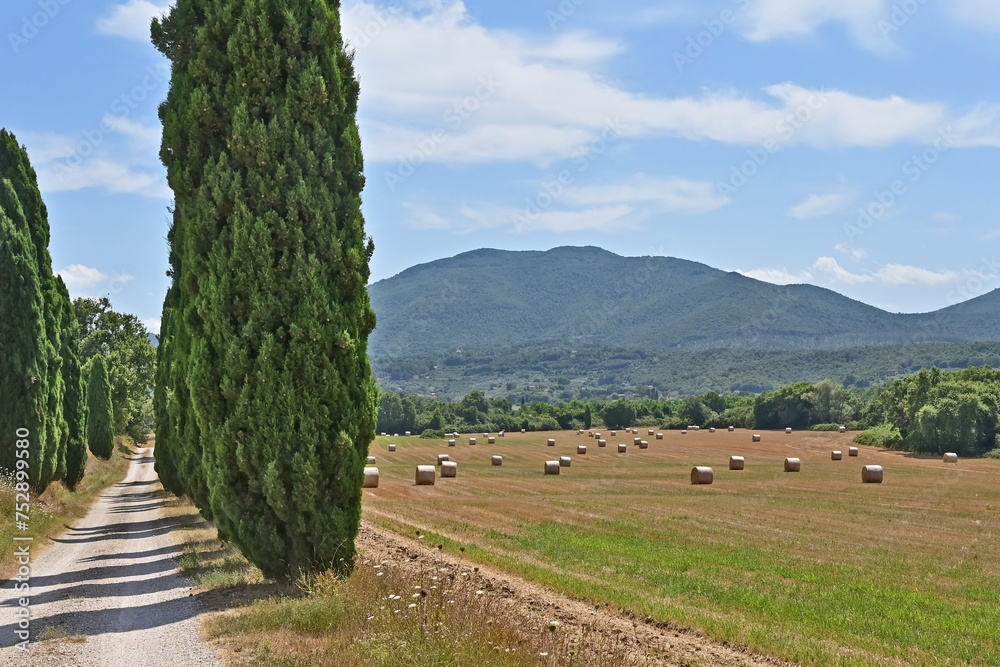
xmin=0 ymin=436 xmax=135 ymax=581
xmin=360 ymin=429 xmax=1000 ymax=666
xmin=205 ymin=554 xmax=634 ymax=667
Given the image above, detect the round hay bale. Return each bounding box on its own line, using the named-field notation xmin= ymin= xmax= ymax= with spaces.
xmin=752 ymin=434 xmax=761 ymax=442
xmin=499 ymin=431 xmax=505 ymax=437
xmin=594 ymin=432 xmax=602 ymax=439
xmin=521 ymin=428 xmax=526 ymax=433
xmin=448 ymin=439 xmax=456 ymax=447
xmin=547 ymin=438 xmax=556 ymax=447
xmin=483 ymin=432 xmax=489 ymax=437
xmin=691 ymin=466 xmax=714 ymax=485
xmin=577 ymin=445 xmax=587 ymax=454
xmin=831 ymin=451 xmax=843 ymax=460
xmin=617 ymin=444 xmax=627 ymax=453
xmin=363 ymin=467 xmax=379 ymax=488
xmin=709 ymin=427 xmax=716 ymax=433
xmin=728 ymin=426 xmax=735 ymax=432
xmin=588 ymin=432 xmax=594 ymax=438
xmin=598 ymin=439 xmax=606 ymax=447
xmin=367 ymin=456 xmax=376 ymax=464
xmin=388 ymin=444 xmax=397 ymax=452
xmin=380 ymin=432 xmax=387 ymax=436
xmin=689 ymin=425 xmax=700 ymax=431
xmin=441 ymin=461 xmax=457 ymax=478
xmin=639 ymin=440 xmax=649 ymax=449
xmin=729 ymin=456 xmax=745 ymax=470
xmin=943 ymin=452 xmax=958 ymax=463
xmin=394 ymin=433 xmax=399 ymax=437
xmin=785 ymin=427 xmax=792 ymax=434
xmin=437 ymin=454 xmax=450 ymax=465
xmin=648 ymin=429 xmax=655 ymax=436
xmin=415 ymin=465 xmax=436 ymax=485
xmin=839 ymin=426 xmax=847 ymax=433
xmin=610 ymin=430 xmax=617 ymax=436
xmin=559 ymin=456 xmax=571 ymax=467
xmin=656 ymin=432 xmax=664 ymax=440
xmin=578 ymin=429 xmax=585 ymax=435
xmin=492 ymin=455 xmax=503 ymax=466
xmin=405 ymin=431 xmax=411 ymax=437
xmin=862 ymin=465 xmax=883 ymax=483
xmin=633 ymin=428 xmax=639 ymax=434
xmin=681 ymin=429 xmax=687 ymax=435
xmin=633 ymin=437 xmax=642 ymax=446
xmin=545 ymin=460 xmax=560 ymax=475
xmin=784 ymin=457 xmax=801 ymax=472
xmin=849 ymin=447 xmax=859 ymax=457
xmin=488 ymin=436 xmax=496 ymax=444
xmin=469 ymin=437 xmax=477 ymax=446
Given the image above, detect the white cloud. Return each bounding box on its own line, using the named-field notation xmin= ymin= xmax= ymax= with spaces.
xmin=96 ymin=1 xmax=172 ymax=41
xmin=873 ymin=264 xmax=958 ymax=286
xmin=345 ymin=1 xmax=1000 ymax=168
xmin=741 ymin=0 xmax=888 ymax=48
xmin=36 ymin=158 xmax=168 ymax=198
xmin=812 ymin=257 xmax=874 ymax=284
xmin=142 ymin=317 xmax=161 ymax=335
xmin=835 ymin=243 xmax=867 ymax=260
xmin=945 ymin=0 xmax=1000 ymax=32
xmin=58 ymin=265 xmax=109 ymax=289
xmin=563 ymin=176 xmax=729 ymax=214
xmin=738 ymin=267 xmax=814 ymax=285
xmin=102 ymin=115 xmax=162 ymax=151
xmin=788 ymin=192 xmax=849 ymax=219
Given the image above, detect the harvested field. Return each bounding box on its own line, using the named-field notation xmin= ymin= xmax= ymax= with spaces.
xmin=363 ymin=429 xmax=1000 ymax=666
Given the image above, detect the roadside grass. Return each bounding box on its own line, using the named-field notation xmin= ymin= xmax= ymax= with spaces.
xmin=361 ymin=429 xmax=1000 ymax=666
xmin=0 ymin=436 xmax=135 ymax=581
xmin=204 ymin=557 xmax=630 ymax=667
xmin=36 ymin=625 xmax=88 ymax=643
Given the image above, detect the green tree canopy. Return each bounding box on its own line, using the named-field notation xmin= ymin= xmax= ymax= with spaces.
xmin=86 ymin=355 xmax=115 ymax=460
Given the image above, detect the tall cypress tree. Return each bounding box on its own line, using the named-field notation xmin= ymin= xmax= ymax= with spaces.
xmin=0 ymin=129 xmax=65 ymax=492
xmin=153 ymin=0 xmax=377 ymax=579
xmin=86 ymin=356 xmax=115 ymax=460
xmin=58 ymin=277 xmax=88 ymax=490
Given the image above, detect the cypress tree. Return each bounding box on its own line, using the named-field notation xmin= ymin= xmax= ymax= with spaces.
xmin=0 ymin=129 xmax=65 ymax=492
xmin=58 ymin=277 xmax=88 ymax=490
xmin=86 ymin=356 xmax=115 ymax=460
xmin=153 ymin=0 xmax=377 ymax=579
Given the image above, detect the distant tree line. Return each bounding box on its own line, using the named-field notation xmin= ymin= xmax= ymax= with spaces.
xmin=381 ymin=367 xmax=1000 ymax=456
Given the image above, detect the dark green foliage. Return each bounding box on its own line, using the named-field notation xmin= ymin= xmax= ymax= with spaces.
xmin=754 ymin=382 xmax=816 ymax=430
xmin=863 ymin=367 xmax=1000 ymax=455
xmin=368 ymin=246 xmax=1000 ymax=357
xmin=86 ymin=356 xmax=115 ymax=460
xmin=602 ymin=399 xmax=636 ymax=429
xmin=154 ymin=0 xmax=377 ymax=579
xmin=0 ymin=129 xmax=69 ymax=493
xmin=0 ymin=179 xmax=48 ymax=486
xmin=853 ymin=424 xmax=902 ymax=448
xmin=74 ymin=296 xmax=156 ymax=438
xmin=375 ymin=341 xmax=1000 ymax=403
xmin=57 ymin=277 xmax=88 ymax=490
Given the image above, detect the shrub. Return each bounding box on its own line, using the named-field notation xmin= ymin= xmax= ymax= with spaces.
xmin=853 ymin=424 xmax=903 ymax=449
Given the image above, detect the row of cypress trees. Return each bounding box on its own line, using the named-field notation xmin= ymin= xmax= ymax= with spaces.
xmin=151 ymin=0 xmax=378 ymax=580
xmin=0 ymin=130 xmax=115 ymax=492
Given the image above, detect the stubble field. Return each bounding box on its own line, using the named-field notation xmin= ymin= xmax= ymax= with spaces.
xmin=362 ymin=428 xmax=1000 ymax=666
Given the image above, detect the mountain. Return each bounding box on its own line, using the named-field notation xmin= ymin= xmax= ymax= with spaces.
xmin=367 ymin=246 xmax=1000 ymax=357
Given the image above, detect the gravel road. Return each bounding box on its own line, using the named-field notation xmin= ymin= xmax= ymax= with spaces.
xmin=0 ymin=448 xmax=222 ymax=666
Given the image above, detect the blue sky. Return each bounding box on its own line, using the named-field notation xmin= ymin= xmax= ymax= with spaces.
xmin=1 ymin=0 xmax=998 ymax=334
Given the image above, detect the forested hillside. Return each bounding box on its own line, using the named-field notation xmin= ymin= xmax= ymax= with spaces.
xmin=368 ymin=246 xmax=1000 ymax=356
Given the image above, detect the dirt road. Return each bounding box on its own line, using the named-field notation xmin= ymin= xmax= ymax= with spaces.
xmin=0 ymin=448 xmax=222 ymax=666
